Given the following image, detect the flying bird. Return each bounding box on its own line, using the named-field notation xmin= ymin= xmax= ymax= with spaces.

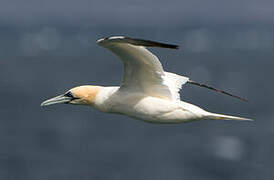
xmin=41 ymin=36 xmax=251 ymax=123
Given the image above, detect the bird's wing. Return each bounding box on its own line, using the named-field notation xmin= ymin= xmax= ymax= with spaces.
xmin=97 ymin=36 xmax=188 ymax=101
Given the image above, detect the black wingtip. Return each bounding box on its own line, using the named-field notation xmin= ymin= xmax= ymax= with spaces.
xmin=97 ymin=36 xmax=179 ymax=49
xmin=187 ymin=80 xmax=248 ymax=102
xmin=124 ymin=37 xmax=179 ymax=49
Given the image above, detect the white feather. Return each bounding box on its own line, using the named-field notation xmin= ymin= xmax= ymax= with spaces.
xmin=163 ymin=72 xmax=189 ymax=101
xmin=97 ymin=38 xmax=180 ymax=101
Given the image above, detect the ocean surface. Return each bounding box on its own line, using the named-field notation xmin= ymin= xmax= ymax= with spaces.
xmin=1 ymin=22 xmax=273 ymax=179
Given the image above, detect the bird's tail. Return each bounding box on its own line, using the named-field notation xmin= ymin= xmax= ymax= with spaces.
xmin=206 ymin=112 xmax=252 ymax=121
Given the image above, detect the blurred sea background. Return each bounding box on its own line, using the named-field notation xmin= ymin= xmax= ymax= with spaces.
xmin=1 ymin=0 xmax=273 ymax=179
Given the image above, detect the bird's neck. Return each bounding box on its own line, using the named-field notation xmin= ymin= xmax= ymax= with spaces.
xmin=93 ymin=86 xmax=120 ymax=112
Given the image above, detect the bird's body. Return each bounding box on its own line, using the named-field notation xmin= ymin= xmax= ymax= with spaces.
xmin=93 ymin=86 xmax=204 ymax=123
xmin=41 ymin=36 xmax=251 ymax=123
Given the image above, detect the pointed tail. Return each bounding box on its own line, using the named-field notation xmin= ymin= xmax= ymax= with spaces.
xmin=206 ymin=112 xmax=252 ymax=121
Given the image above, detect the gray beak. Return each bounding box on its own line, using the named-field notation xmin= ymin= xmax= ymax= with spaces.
xmin=41 ymin=94 xmax=72 ymax=106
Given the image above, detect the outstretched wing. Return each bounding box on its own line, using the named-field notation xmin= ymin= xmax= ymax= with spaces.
xmin=97 ymin=36 xmax=188 ymax=101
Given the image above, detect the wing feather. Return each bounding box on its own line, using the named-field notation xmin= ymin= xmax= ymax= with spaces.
xmin=163 ymin=72 xmax=189 ymax=101
xmin=97 ymin=36 xmax=186 ymax=100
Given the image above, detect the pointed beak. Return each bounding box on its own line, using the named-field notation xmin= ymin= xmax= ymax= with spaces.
xmin=41 ymin=94 xmax=72 ymax=106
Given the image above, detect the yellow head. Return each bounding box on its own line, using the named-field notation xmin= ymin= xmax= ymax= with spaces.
xmin=41 ymin=85 xmax=102 ymax=106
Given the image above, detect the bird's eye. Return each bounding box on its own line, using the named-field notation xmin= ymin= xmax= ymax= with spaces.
xmin=64 ymin=91 xmax=74 ymax=98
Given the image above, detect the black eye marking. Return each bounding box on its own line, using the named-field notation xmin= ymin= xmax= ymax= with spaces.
xmin=64 ymin=91 xmax=74 ymax=98
xmin=64 ymin=91 xmax=79 ymax=100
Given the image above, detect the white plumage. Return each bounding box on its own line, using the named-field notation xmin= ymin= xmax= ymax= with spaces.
xmin=41 ymin=36 xmax=251 ymax=123
xmin=163 ymin=72 xmax=189 ymax=101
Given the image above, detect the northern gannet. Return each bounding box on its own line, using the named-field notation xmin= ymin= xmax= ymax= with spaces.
xmin=41 ymin=36 xmax=251 ymax=123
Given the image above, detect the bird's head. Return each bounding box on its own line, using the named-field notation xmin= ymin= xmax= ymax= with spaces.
xmin=41 ymin=85 xmax=102 ymax=107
